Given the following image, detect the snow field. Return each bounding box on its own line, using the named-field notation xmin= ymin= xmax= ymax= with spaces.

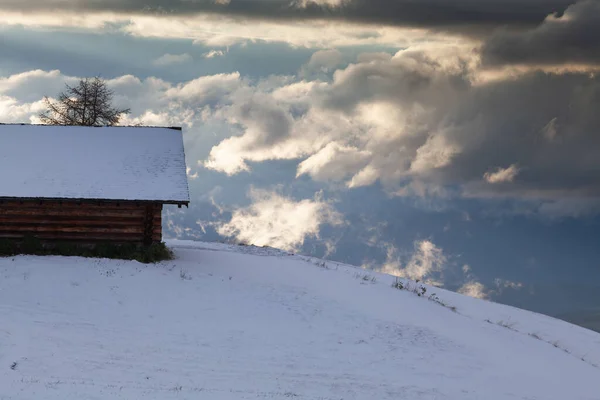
xmin=0 ymin=241 xmax=598 ymax=399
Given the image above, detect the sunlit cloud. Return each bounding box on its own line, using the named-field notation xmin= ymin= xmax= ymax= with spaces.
xmin=186 ymin=167 xmax=199 ymax=180
xmin=0 ymin=10 xmax=472 ymax=49
xmin=0 ymin=96 xmax=46 ymax=123
xmin=203 ymin=50 xmax=226 ymax=59
xmin=458 ymin=281 xmax=488 ymax=299
xmin=293 ymin=0 xmax=350 ymax=8
xmin=376 ymin=240 xmax=446 ymax=286
xmin=216 ymin=188 xmax=344 ymax=252
xmin=409 ymin=133 xmax=461 ymax=174
xmin=484 ymin=164 xmax=520 ymax=184
xmin=296 ymin=142 xmax=371 ymax=182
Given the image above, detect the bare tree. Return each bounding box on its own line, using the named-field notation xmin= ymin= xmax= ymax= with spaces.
xmin=39 ymin=77 xmax=130 ymax=126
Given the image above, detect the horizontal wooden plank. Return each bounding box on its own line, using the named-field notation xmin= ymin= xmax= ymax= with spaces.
xmin=0 ymin=224 xmax=152 ymax=235
xmin=0 ymin=203 xmax=150 ymax=210
xmin=0 ymin=209 xmax=146 ymax=218
xmin=0 ymin=206 xmax=145 ymax=214
xmin=0 ymin=225 xmax=144 ymax=234
xmin=30 ymin=204 xmax=147 ymax=210
xmin=0 ymin=233 xmax=145 ymax=242
xmin=0 ymin=221 xmax=159 ymax=229
xmin=0 ymin=217 xmax=144 ymax=226
xmin=0 ymin=201 xmax=158 ymax=209
xmin=0 ymin=202 xmax=149 ymax=210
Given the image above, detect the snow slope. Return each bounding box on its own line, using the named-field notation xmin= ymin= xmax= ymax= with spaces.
xmin=0 ymin=240 xmax=599 ymax=400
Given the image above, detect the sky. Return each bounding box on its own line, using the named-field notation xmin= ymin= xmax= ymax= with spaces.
xmin=1 ymin=0 xmax=599 ymax=329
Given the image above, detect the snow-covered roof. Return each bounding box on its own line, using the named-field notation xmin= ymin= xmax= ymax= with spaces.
xmin=0 ymin=124 xmax=190 ymax=204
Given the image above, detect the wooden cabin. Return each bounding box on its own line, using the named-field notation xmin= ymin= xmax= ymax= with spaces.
xmin=0 ymin=124 xmax=189 ymax=245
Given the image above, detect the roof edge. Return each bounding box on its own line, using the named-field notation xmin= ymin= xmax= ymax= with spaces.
xmin=0 ymin=196 xmax=189 ymax=206
xmin=0 ymin=123 xmax=183 ymax=131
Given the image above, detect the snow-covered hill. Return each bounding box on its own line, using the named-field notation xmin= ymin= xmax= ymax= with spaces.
xmin=1 ymin=240 xmax=599 ymax=399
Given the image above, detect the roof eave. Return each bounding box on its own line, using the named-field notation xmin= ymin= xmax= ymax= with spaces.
xmin=0 ymin=196 xmax=189 ymax=206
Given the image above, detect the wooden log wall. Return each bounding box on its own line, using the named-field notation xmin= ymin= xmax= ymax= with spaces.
xmin=0 ymin=200 xmax=163 ymax=244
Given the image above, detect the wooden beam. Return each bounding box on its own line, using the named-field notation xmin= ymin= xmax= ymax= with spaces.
xmin=0 ymin=209 xmax=146 ymax=218
xmin=0 ymin=201 xmax=144 ymax=210
xmin=0 ymin=216 xmax=146 ymax=225
xmin=0 ymin=226 xmax=144 ymax=234
xmin=0 ymin=233 xmax=144 ymax=241
xmin=143 ymin=204 xmax=154 ymax=246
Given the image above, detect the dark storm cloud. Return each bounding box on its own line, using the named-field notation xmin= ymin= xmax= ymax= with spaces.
xmin=320 ymin=56 xmax=600 ymax=201
xmin=448 ymin=72 xmax=600 ymax=199
xmin=0 ymin=0 xmax=574 ymax=30
xmin=482 ymin=0 xmax=600 ymax=66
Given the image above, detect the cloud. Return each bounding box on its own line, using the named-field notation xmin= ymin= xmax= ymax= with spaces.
xmin=186 ymin=167 xmax=199 ymax=180
xmin=0 ymin=3 xmax=594 ymax=82
xmin=458 ymin=266 xmax=524 ymax=300
xmin=541 ymin=117 xmax=559 ymax=142
xmin=409 ymin=133 xmax=461 ymax=174
xmin=9 ymin=1 xmax=598 ymax=62
xmin=0 ymin=69 xmax=78 ymax=123
xmin=377 ymin=240 xmax=446 ymax=286
xmin=536 ymin=198 xmax=600 ymax=219
xmin=166 ymin=72 xmax=242 ymax=104
xmin=484 ymin=164 xmax=520 ymax=184
xmin=0 ymin=96 xmax=46 ymax=123
xmin=216 ymin=189 xmax=343 ymax=252
xmin=293 ymin=0 xmax=350 ymax=8
xmin=0 ymin=8 xmax=476 ymax=49
xmin=204 ymin=90 xmax=298 ymax=174
xmin=153 ymin=53 xmax=192 ymax=66
xmin=371 ymin=238 xmax=521 ymax=301
xmin=199 ymin=46 xmax=600 ymax=215
xmin=204 ymin=47 xmax=477 ymax=183
xmin=482 ymin=0 xmax=600 ymax=68
xmin=402 ymin=240 xmax=447 ymax=282
xmin=0 ymin=68 xmax=240 ymax=139
xmin=494 ymin=279 xmax=524 ymax=291
xmin=0 ymin=69 xmax=76 ymax=102
xmin=456 ymin=263 xmax=490 ymax=299
xmin=203 ymin=50 xmax=226 ymax=59
xmin=0 ymin=0 xmax=574 ymax=31
xmin=305 ymin=49 xmax=343 ymax=73
xmin=462 ymin=278 xmax=523 ymax=299
xmin=296 ymin=142 xmax=371 ymax=182
xmin=392 ymin=181 xmax=450 ymax=199
xmin=458 ymin=281 xmax=488 ymax=299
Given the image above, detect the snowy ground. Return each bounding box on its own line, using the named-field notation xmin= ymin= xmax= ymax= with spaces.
xmin=1 ymin=240 xmax=599 ymax=399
